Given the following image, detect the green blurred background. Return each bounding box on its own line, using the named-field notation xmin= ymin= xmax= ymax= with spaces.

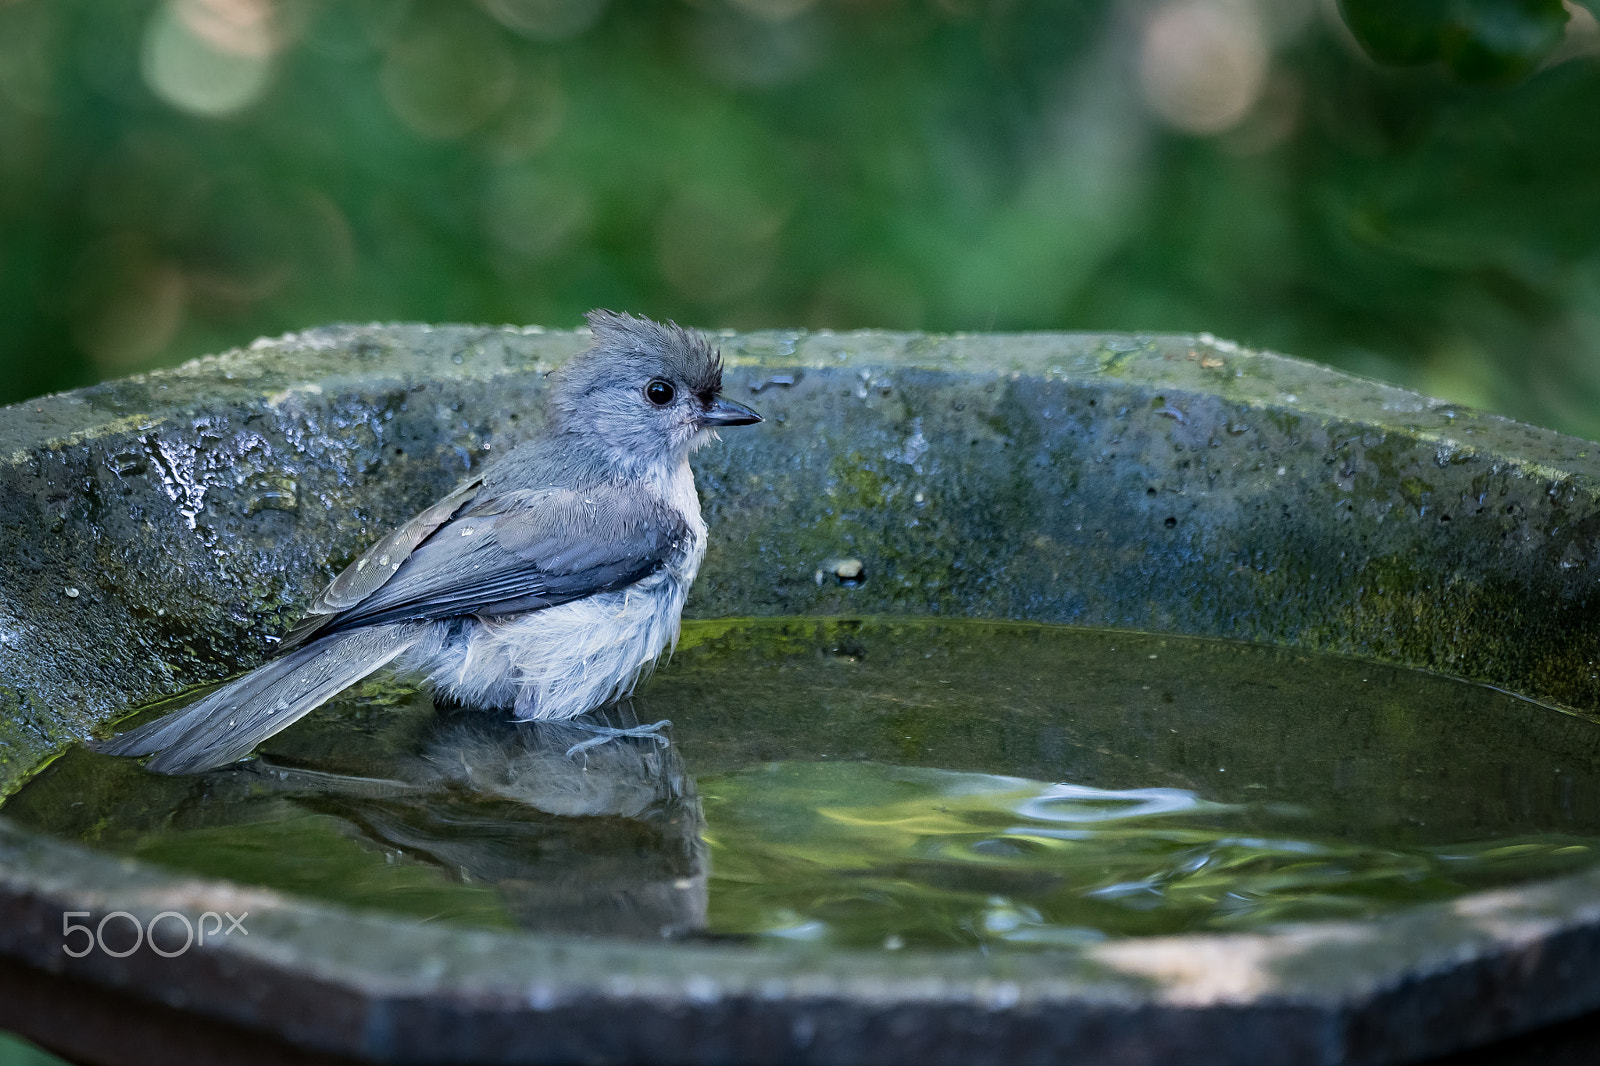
xmin=4 ymin=0 xmax=1600 ymax=441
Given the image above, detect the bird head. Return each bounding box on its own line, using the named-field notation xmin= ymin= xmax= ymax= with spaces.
xmin=550 ymin=310 xmax=762 ymax=474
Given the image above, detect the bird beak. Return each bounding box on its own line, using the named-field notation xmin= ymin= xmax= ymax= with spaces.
xmin=699 ymin=396 xmax=763 ymax=427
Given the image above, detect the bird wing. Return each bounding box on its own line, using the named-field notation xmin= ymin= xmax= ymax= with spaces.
xmin=301 ymin=483 xmax=688 ymax=635
xmin=279 ymin=476 xmax=486 ymax=651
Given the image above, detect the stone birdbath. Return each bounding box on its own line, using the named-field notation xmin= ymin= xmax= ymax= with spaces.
xmin=0 ymin=325 xmax=1597 ymax=1065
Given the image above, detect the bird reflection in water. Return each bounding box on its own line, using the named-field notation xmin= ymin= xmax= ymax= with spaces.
xmin=242 ymin=703 xmax=708 ymax=940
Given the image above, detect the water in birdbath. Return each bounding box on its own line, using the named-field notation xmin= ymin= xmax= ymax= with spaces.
xmin=9 ymin=618 xmax=1600 ymax=950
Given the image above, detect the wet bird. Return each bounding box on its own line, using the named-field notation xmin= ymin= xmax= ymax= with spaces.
xmin=97 ymin=311 xmax=762 ymax=774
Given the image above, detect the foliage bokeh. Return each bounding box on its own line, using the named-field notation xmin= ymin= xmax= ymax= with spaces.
xmin=4 ymin=0 xmax=1600 ymax=441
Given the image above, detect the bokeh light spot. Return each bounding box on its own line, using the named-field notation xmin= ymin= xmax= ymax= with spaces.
xmin=481 ymin=62 xmax=567 ymax=162
xmin=169 ymin=173 xmax=296 ymax=308
xmin=728 ymin=0 xmax=819 ymax=23
xmin=656 ymin=190 xmax=786 ymax=306
xmin=381 ymin=10 xmax=515 ymax=140
xmin=691 ymin=5 xmax=821 ymax=88
xmin=174 ymin=0 xmax=282 ymax=58
xmin=1138 ymin=0 xmax=1268 ymax=135
xmin=478 ymin=0 xmax=608 ymax=42
xmin=0 ymin=2 xmax=59 ymax=116
xmin=142 ymin=1 xmax=274 ymax=117
xmin=69 ymin=232 xmax=187 ymax=371
xmin=482 ymin=168 xmax=592 ymax=262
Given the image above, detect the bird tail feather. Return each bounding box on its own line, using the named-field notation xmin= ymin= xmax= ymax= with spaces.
xmin=93 ymin=623 xmax=426 ymax=775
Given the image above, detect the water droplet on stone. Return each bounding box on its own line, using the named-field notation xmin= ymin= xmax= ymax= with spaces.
xmin=108 ymin=453 xmax=147 ymax=477
xmin=244 ymin=475 xmax=299 ymax=515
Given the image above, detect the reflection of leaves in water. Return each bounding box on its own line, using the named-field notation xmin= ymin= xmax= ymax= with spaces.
xmin=701 ymin=761 xmax=1597 ymax=948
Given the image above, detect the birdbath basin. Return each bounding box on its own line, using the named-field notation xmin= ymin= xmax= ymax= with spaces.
xmin=1 ymin=325 xmax=1598 ymax=1065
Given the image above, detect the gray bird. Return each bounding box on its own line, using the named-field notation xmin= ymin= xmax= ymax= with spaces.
xmin=96 ymin=311 xmax=762 ymax=774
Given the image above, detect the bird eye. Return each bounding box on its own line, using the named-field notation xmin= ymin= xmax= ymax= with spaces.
xmin=645 ymin=379 xmax=675 ymax=406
